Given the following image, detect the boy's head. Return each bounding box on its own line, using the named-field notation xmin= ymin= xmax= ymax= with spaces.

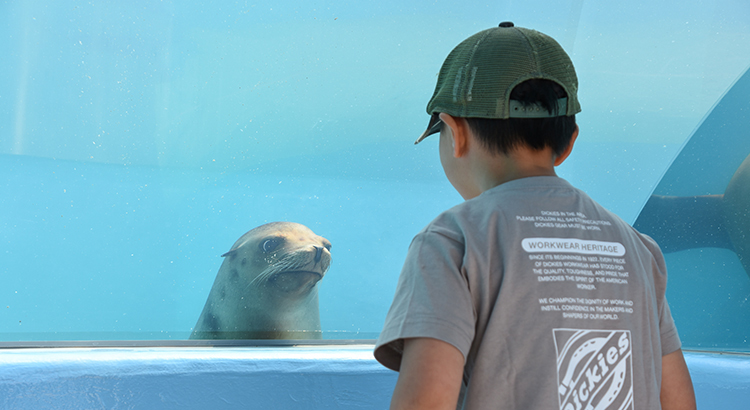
xmin=415 ymin=22 xmax=580 ymax=157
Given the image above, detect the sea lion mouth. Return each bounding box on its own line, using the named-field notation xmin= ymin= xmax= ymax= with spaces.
xmin=268 ymin=270 xmax=324 ymax=293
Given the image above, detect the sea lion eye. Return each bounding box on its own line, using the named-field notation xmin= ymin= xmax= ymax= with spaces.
xmin=260 ymin=238 xmax=281 ymax=253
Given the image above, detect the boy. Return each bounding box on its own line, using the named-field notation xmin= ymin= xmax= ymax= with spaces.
xmin=374 ymin=23 xmax=696 ymax=410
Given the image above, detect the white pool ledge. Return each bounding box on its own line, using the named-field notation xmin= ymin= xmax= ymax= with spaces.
xmin=0 ymin=346 xmax=748 ymax=409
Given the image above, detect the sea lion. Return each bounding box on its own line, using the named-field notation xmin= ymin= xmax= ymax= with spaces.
xmin=190 ymin=222 xmax=332 ymax=340
xmin=634 ymin=153 xmax=750 ymax=280
xmin=723 ymin=153 xmax=750 ymax=278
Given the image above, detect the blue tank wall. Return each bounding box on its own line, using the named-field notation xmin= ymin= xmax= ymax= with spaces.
xmin=0 ymin=347 xmax=747 ymax=409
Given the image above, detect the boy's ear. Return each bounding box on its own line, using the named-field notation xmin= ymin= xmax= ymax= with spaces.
xmin=554 ymin=125 xmax=579 ymax=166
xmin=439 ymin=113 xmax=470 ymax=158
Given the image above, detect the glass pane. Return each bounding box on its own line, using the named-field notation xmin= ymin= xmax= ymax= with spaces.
xmin=634 ymin=66 xmax=750 ymax=352
xmin=1 ymin=0 xmax=749 ymax=351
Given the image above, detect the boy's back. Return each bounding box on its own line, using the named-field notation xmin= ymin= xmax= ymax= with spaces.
xmin=377 ymin=176 xmax=679 ymax=408
xmin=374 ymin=22 xmax=695 ymax=410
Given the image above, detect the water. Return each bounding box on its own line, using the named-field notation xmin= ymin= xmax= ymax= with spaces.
xmin=2 ymin=0 xmax=750 ymax=351
xmin=635 ymin=66 xmax=750 ymax=350
xmin=0 ymin=152 xmax=459 ymax=339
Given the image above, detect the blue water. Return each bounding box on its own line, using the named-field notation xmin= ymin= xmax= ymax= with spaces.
xmin=0 ymin=141 xmax=693 ymax=341
xmin=0 ymin=152 xmax=460 ymax=339
xmin=2 ymin=0 xmax=750 ymax=352
xmin=634 ymin=66 xmax=750 ymax=351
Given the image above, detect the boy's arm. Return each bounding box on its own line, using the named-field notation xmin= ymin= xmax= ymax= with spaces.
xmin=390 ymin=337 xmax=465 ymax=410
xmin=660 ymin=349 xmax=696 ymax=410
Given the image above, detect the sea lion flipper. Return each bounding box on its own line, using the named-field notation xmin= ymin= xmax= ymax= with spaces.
xmin=634 ymin=194 xmax=731 ymax=253
xmin=723 ymin=154 xmax=750 ymax=279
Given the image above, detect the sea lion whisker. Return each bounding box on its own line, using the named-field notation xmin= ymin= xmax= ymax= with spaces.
xmin=245 ymin=254 xmax=322 ymax=290
xmin=247 ymin=265 xmax=277 ymax=287
xmin=273 ymin=252 xmax=312 ymax=270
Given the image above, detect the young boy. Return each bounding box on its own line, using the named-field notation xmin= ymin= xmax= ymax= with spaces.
xmin=374 ymin=23 xmax=696 ymax=410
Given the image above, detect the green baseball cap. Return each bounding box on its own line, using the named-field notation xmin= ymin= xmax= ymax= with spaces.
xmin=415 ymin=22 xmax=581 ymax=144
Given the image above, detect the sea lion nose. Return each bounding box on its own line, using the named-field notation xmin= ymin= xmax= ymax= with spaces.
xmin=313 ymin=246 xmax=323 ymax=263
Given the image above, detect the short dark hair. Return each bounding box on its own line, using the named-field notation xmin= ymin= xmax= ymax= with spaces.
xmin=464 ymin=79 xmax=577 ymax=156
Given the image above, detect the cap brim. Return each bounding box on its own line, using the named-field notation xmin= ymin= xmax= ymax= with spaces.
xmin=414 ymin=115 xmax=443 ymax=144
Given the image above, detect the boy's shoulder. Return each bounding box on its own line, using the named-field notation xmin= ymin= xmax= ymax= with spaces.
xmin=421 ymin=176 xmax=659 ymax=247
xmin=421 ymin=176 xmax=577 ymax=233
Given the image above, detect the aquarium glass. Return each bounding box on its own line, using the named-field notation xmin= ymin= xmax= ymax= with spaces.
xmin=1 ymin=0 xmax=750 ymax=351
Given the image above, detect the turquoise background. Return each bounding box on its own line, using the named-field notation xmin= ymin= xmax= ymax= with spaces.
xmin=1 ymin=0 xmax=750 ymax=350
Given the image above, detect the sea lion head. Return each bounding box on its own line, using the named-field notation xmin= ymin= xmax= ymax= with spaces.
xmin=190 ymin=222 xmax=332 ymax=340
xmin=221 ymin=222 xmax=332 ymax=296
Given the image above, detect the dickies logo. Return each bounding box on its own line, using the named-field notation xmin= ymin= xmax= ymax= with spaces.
xmin=553 ymin=329 xmax=633 ymax=410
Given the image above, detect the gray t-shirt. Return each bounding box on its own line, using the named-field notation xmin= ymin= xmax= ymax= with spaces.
xmin=375 ymin=176 xmax=680 ymax=410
